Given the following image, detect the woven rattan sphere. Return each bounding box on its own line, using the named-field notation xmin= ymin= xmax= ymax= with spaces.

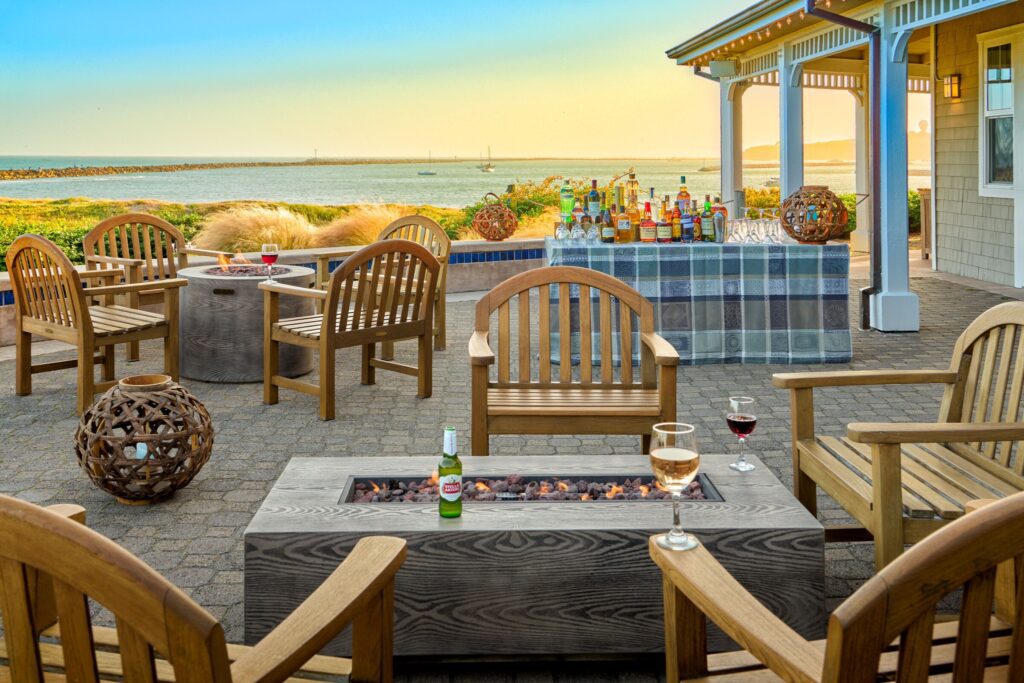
xmin=779 ymin=185 xmax=849 ymax=244
xmin=74 ymin=375 xmax=213 ymax=504
xmin=472 ymin=193 xmax=518 ymax=241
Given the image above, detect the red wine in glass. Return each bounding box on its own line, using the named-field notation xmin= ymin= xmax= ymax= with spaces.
xmin=261 ymin=252 xmax=279 ymax=266
xmin=261 ymin=243 xmax=279 ymax=282
xmin=727 ymin=413 xmax=757 ymax=437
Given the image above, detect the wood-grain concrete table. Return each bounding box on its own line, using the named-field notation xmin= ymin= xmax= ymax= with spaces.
xmin=244 ymin=454 xmax=825 ymax=658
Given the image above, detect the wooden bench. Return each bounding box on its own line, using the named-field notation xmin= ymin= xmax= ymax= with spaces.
xmin=651 ymin=491 xmax=1024 ymax=681
xmin=0 ymin=495 xmax=405 ymax=682
xmin=774 ymin=301 xmax=1024 ymax=569
xmin=469 ymin=266 xmax=679 ymax=456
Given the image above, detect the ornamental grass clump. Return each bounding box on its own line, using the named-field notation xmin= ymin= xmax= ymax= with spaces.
xmin=192 ymin=205 xmax=316 ymax=252
xmin=314 ymin=205 xmax=404 ymax=246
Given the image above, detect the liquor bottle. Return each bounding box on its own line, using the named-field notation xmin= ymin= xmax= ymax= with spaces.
xmin=679 ymin=202 xmax=694 ymax=243
xmin=671 ymin=197 xmax=682 ymax=242
xmin=559 ymin=180 xmax=575 ymax=222
xmin=701 ymin=195 xmax=715 ymax=242
xmin=640 ymin=202 xmax=657 ymax=243
xmin=691 ymin=199 xmax=703 ymax=241
xmin=587 ymin=179 xmax=601 ymax=220
xmin=626 ymin=181 xmax=641 ymax=242
xmin=572 ymin=199 xmax=584 ymax=228
xmin=712 ymin=194 xmax=729 ymax=220
xmin=626 ymin=172 xmax=640 ymax=210
xmin=676 ymin=176 xmax=691 ymax=216
xmin=656 ymin=196 xmax=672 ymax=243
xmin=601 ymin=192 xmax=616 ymax=244
xmin=616 ymin=198 xmax=632 ymax=243
xmin=438 ymin=427 xmax=462 ymax=518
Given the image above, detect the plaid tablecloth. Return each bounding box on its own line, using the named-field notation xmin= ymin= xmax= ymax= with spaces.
xmin=546 ymin=238 xmax=851 ymax=365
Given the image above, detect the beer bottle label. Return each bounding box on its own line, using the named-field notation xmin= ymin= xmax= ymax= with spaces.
xmin=439 ymin=474 xmax=462 ymax=501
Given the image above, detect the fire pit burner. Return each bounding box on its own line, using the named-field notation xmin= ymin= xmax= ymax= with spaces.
xmin=203 ymin=265 xmax=291 ymax=277
xmin=346 ymin=473 xmax=719 ymax=503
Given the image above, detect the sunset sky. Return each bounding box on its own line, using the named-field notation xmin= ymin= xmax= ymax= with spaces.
xmin=0 ymin=0 xmax=930 ymax=158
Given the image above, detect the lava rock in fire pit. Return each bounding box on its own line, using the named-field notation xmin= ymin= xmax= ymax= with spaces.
xmin=203 ymin=265 xmax=290 ymax=277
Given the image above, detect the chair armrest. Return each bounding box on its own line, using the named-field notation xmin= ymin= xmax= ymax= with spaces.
xmin=80 ymin=268 xmax=125 ymax=281
xmin=230 ymin=537 xmax=406 ymax=683
xmin=85 ymin=254 xmax=145 ymax=267
xmin=650 ymin=539 xmax=823 ymax=682
xmin=640 ymin=332 xmax=679 ymax=366
xmin=258 ymin=281 xmax=328 ymax=300
xmin=45 ymin=504 xmax=86 ymax=524
xmin=182 ymin=247 xmax=232 ymax=258
xmin=469 ymin=332 xmax=495 ymax=366
xmin=85 ymin=278 xmax=187 ymax=296
xmin=848 ymin=421 xmax=1024 ymax=445
xmin=772 ymin=369 xmax=957 ymax=389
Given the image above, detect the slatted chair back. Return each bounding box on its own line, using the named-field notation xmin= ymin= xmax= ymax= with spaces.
xmin=322 ymin=239 xmax=439 ymax=341
xmin=821 ymin=491 xmax=1024 ymax=682
xmin=474 ymin=266 xmax=655 ymax=388
xmin=378 ymin=215 xmax=450 ymax=274
xmin=83 ymin=213 xmax=187 ymax=281
xmin=6 ymin=234 xmax=90 ymax=334
xmin=938 ymin=301 xmax=1024 ymax=472
xmin=0 ymin=494 xmax=232 ymax=682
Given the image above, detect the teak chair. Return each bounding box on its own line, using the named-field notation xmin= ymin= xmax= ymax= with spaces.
xmin=314 ymin=215 xmax=450 ymax=352
xmin=82 ymin=213 xmax=228 ymax=361
xmin=0 ymin=495 xmax=406 ymax=682
xmin=262 ymin=239 xmax=439 ymax=420
xmin=651 ymin=491 xmax=1024 ymax=682
xmin=7 ymin=234 xmax=184 ymax=414
xmin=774 ymin=301 xmax=1024 ymax=570
xmin=469 ymin=265 xmax=679 ymax=456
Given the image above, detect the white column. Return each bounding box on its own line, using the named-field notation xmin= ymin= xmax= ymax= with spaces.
xmin=851 ymin=87 xmax=872 ymax=253
xmin=779 ymin=44 xmax=804 ymax=199
xmin=720 ymin=81 xmax=746 ymax=215
xmin=871 ymin=23 xmax=920 ymax=331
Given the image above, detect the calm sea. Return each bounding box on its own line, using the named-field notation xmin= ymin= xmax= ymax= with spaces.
xmin=0 ymin=156 xmax=891 ymax=208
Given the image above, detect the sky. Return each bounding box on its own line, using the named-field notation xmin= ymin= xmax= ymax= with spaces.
xmin=0 ymin=0 xmax=930 ymax=159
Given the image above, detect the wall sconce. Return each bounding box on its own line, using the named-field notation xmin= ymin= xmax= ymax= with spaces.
xmin=943 ymin=73 xmax=962 ymax=99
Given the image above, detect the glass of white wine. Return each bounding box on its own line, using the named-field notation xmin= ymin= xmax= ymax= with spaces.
xmin=650 ymin=423 xmax=700 ymax=551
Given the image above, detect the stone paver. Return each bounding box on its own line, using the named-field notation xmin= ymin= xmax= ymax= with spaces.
xmin=0 ymin=276 xmax=1009 ymax=680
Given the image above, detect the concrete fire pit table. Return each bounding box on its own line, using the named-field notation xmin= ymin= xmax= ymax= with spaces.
xmin=178 ymin=264 xmax=315 ymax=383
xmin=245 ymin=454 xmax=825 ymax=658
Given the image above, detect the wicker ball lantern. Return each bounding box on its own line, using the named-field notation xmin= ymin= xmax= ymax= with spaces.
xmin=779 ymin=185 xmax=849 ymax=244
xmin=74 ymin=375 xmax=213 ymax=505
xmin=472 ymin=193 xmax=518 ymax=241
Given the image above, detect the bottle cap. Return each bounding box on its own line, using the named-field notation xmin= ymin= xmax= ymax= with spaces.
xmin=680 ymin=175 xmax=686 ymax=184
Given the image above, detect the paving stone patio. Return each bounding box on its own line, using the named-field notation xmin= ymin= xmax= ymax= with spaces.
xmin=0 ymin=276 xmax=1011 ymax=682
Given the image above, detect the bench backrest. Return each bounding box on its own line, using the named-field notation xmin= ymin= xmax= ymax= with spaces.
xmin=822 ymin=491 xmax=1024 ymax=682
xmin=323 ymin=239 xmax=439 ymax=339
xmin=83 ymin=213 xmax=187 ymax=280
xmin=474 ymin=265 xmax=655 ymax=387
xmin=6 ymin=234 xmax=90 ymax=333
xmin=939 ymin=301 xmax=1024 ymax=473
xmin=0 ymin=495 xmax=232 ymax=681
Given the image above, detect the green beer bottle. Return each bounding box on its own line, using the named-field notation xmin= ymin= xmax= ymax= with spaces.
xmin=438 ymin=427 xmax=462 ymax=518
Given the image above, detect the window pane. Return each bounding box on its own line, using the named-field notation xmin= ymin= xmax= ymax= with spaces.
xmin=988 ymin=116 xmax=1014 ymax=184
xmin=987 ymin=44 xmax=1013 ymax=112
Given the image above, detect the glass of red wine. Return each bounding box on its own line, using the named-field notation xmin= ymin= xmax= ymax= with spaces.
xmin=727 ymin=396 xmax=757 ymax=472
xmin=261 ymin=243 xmax=279 ymax=283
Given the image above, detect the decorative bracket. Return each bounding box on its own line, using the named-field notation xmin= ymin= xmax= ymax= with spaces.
xmin=891 ymin=28 xmax=913 ymax=63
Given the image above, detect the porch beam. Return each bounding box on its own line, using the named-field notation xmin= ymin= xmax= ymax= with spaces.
xmin=851 ymin=87 xmax=872 ymax=254
xmin=721 ymin=82 xmax=747 ymax=217
xmin=779 ymin=43 xmax=805 ymax=199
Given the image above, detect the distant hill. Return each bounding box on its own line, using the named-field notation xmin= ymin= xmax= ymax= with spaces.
xmin=743 ymin=122 xmax=931 ymax=163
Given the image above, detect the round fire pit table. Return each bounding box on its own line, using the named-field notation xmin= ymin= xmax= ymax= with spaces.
xmin=178 ymin=264 xmax=315 ymax=383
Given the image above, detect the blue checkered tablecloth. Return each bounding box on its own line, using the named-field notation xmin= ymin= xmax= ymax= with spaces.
xmin=545 ymin=238 xmax=851 ymax=366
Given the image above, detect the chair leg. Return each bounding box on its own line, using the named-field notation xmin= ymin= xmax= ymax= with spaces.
xmin=319 ymin=348 xmax=336 ymax=421
xmin=16 ymin=329 xmax=31 ymax=396
xmin=362 ymin=344 xmax=376 ymax=386
xmin=872 ymin=443 xmax=905 ymax=570
xmin=102 ymin=344 xmax=116 ymax=382
xmin=435 ymin=293 xmax=446 ymax=350
xmin=264 ymin=336 xmax=280 ymax=405
xmin=417 ymin=333 xmax=432 ymax=399
xmin=76 ymin=340 xmax=96 ymax=414
xmin=381 ymin=341 xmax=395 ymax=361
xmin=642 ymin=433 xmax=652 ymax=454
xmin=127 ymin=341 xmax=140 ymax=363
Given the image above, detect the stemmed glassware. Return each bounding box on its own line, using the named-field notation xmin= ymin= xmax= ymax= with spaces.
xmin=261 ymin=243 xmax=279 ymax=283
xmin=649 ymin=423 xmax=700 ymax=551
xmin=727 ymin=396 xmax=757 ymax=472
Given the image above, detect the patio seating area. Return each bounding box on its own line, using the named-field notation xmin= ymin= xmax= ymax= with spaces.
xmin=0 ymin=265 xmax=1015 ymax=680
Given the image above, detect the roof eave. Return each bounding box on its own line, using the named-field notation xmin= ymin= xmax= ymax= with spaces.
xmin=665 ymin=0 xmax=806 ymax=64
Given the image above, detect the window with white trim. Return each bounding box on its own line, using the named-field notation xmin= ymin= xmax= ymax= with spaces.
xmin=985 ymin=43 xmax=1013 ymax=185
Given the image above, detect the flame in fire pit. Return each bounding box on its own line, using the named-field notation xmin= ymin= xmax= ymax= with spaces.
xmin=211 ymin=251 xmax=255 ymax=273
xmin=475 ymin=481 xmax=491 ymax=492
xmin=639 ymin=485 xmax=650 ymax=497
xmin=369 ymin=480 xmax=381 ymax=493
xmin=556 ymin=481 xmax=569 ymax=492
xmin=429 ymin=470 xmax=439 ymax=486
xmin=605 ymin=484 xmax=624 ymax=499
xmin=580 ymin=493 xmax=591 ymax=501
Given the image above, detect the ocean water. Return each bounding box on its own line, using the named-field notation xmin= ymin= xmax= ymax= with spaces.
xmin=0 ymin=156 xmax=872 ymax=207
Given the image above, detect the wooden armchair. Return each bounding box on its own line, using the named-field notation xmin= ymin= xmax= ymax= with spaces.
xmin=469 ymin=265 xmax=678 ymax=456
xmin=262 ymin=239 xmax=439 ymax=420
xmin=0 ymin=495 xmax=406 ymax=682
xmin=83 ymin=213 xmax=228 ymax=360
xmin=774 ymin=301 xmax=1024 ymax=569
xmin=314 ymin=215 xmax=450 ymax=352
xmin=651 ymin=490 xmax=1024 ymax=682
xmin=7 ymin=234 xmax=184 ymax=414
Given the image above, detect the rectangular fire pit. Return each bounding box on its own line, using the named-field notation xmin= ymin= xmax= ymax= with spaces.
xmin=244 ymin=455 xmax=824 ymax=658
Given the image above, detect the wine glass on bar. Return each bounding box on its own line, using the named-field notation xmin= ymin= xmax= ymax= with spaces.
xmin=261 ymin=243 xmax=279 ymax=283
xmin=650 ymin=423 xmax=700 ymax=552
xmin=727 ymin=396 xmax=757 ymax=472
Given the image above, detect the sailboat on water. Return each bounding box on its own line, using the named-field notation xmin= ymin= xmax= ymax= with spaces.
xmin=417 ymin=151 xmax=437 ymax=176
xmin=478 ymin=146 xmax=495 ymax=173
